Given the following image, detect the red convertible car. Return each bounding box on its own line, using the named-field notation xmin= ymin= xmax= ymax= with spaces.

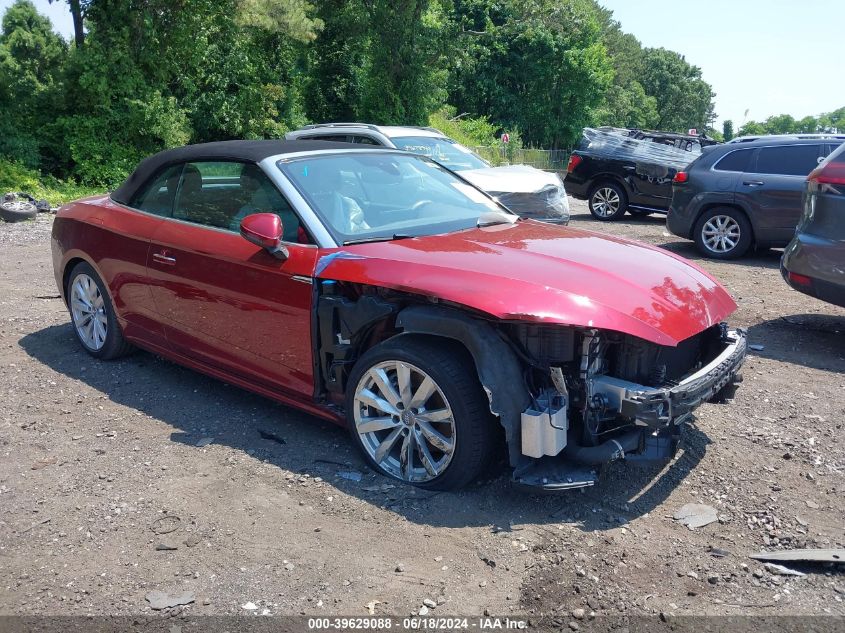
xmin=52 ymin=140 xmax=746 ymax=491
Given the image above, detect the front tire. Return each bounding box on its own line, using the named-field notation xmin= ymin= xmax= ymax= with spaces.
xmin=66 ymin=262 xmax=134 ymax=359
xmin=345 ymin=336 xmax=495 ymax=491
xmin=693 ymin=208 xmax=752 ymax=259
xmin=588 ymin=182 xmax=627 ymax=220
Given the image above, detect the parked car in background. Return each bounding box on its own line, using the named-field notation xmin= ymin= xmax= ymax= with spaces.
xmin=52 ymin=140 xmax=746 ymax=492
xmin=781 ymin=142 xmax=845 ymax=307
xmin=286 ymin=123 xmax=570 ymax=223
xmin=564 ymin=127 xmax=715 ymax=221
xmin=667 ymin=138 xmax=843 ymax=259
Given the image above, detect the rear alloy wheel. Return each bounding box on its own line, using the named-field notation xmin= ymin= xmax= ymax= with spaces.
xmin=66 ymin=262 xmax=134 ymax=359
xmin=346 ymin=337 xmax=495 ymax=491
xmin=694 ymin=208 xmax=752 ymax=259
xmin=588 ymin=183 xmax=627 ymax=220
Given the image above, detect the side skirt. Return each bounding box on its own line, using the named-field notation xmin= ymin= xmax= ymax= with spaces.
xmin=124 ymin=332 xmax=344 ymax=426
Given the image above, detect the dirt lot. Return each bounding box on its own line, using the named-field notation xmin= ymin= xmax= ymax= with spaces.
xmin=1 ymin=199 xmax=843 ymax=626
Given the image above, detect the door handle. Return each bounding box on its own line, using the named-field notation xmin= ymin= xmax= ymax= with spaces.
xmin=152 ymin=252 xmax=177 ymax=265
xmin=742 ymin=180 xmax=764 ymax=186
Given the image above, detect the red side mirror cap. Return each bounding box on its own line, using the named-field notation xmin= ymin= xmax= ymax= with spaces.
xmin=240 ymin=213 xmax=287 ymax=259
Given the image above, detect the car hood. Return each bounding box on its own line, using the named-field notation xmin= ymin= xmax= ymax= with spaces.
xmin=459 ymin=165 xmax=562 ymax=194
xmin=314 ymin=221 xmax=737 ymax=346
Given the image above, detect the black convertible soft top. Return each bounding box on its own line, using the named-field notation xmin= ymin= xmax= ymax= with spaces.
xmin=111 ymin=139 xmax=388 ymax=205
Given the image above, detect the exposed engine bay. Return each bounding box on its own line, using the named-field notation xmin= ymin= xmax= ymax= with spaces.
xmin=314 ymin=281 xmax=747 ymax=491
xmin=506 ymin=321 xmax=746 ymax=489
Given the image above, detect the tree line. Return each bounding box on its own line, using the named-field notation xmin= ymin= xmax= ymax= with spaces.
xmin=720 ymin=109 xmax=845 ymax=141
xmin=2 ymin=0 xmax=719 ymax=187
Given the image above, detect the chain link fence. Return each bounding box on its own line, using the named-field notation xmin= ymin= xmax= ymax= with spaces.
xmin=472 ymin=146 xmax=571 ymax=172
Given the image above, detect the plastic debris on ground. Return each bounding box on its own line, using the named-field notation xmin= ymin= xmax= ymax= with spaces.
xmin=750 ymin=549 xmax=845 ymax=563
xmin=673 ymin=503 xmax=718 ymax=529
xmin=145 ymin=591 xmax=195 ymax=610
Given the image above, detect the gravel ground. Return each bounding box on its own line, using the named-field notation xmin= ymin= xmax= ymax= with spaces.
xmin=0 ymin=200 xmax=843 ymax=625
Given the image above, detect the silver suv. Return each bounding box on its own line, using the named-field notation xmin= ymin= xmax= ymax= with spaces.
xmin=286 ymin=123 xmax=569 ymax=223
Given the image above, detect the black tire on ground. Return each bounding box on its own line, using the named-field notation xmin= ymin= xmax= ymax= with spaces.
xmin=65 ymin=261 xmax=134 ymax=360
xmin=345 ymin=335 xmax=496 ymax=491
xmin=0 ymin=200 xmax=38 ymax=222
xmin=693 ymin=207 xmax=753 ymax=259
xmin=588 ymin=182 xmax=628 ymax=221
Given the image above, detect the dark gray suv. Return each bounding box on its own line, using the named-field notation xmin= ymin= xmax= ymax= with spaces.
xmin=667 ymin=138 xmax=842 ymax=258
xmin=781 ymin=142 xmax=845 ymax=308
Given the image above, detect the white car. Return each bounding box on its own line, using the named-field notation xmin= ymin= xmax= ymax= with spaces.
xmin=285 ymin=123 xmax=570 ymax=224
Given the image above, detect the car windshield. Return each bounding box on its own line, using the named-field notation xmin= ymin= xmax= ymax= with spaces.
xmin=390 ymin=136 xmax=489 ymax=171
xmin=277 ymin=152 xmax=514 ymax=245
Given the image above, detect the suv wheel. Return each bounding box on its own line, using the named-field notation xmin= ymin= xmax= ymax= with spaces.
xmin=588 ymin=183 xmax=627 ymax=220
xmin=345 ymin=336 xmax=495 ymax=491
xmin=693 ymin=208 xmax=752 ymax=259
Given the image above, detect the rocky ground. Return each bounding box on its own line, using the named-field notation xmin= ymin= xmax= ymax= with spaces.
xmin=0 ymin=200 xmax=843 ymax=628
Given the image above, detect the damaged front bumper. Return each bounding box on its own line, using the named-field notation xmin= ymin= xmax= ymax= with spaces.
xmin=591 ymin=328 xmax=747 ymax=429
xmin=514 ymin=329 xmax=747 ymax=491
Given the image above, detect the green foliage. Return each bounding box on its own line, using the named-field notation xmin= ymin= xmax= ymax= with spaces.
xmin=56 ymin=92 xmax=192 ymax=188
xmin=449 ymin=0 xmax=613 ymax=149
xmin=0 ymin=159 xmax=101 ymax=204
xmin=428 ymin=106 xmax=498 ymax=147
xmin=303 ymin=0 xmax=368 ymax=121
xmin=638 ymin=47 xmax=715 ymax=133
xmin=236 ymin=0 xmax=323 ymax=42
xmin=358 ymin=0 xmax=449 ymax=124
xmin=722 ymin=119 xmax=734 ymax=141
xmin=591 ymin=9 xmax=658 ymax=130
xmin=739 ymin=108 xmax=844 ymax=137
xmin=591 ymin=83 xmax=659 ymax=130
xmin=0 ymin=0 xmax=67 ymax=168
xmin=0 ymin=0 xmax=728 ymax=189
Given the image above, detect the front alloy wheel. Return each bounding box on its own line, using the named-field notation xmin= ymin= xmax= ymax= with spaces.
xmin=353 ymin=360 xmax=455 ymax=482
xmin=346 ymin=337 xmax=495 ymax=491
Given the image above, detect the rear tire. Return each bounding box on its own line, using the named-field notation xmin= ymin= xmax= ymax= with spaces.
xmin=66 ymin=262 xmax=134 ymax=359
xmin=588 ymin=182 xmax=627 ymax=220
xmin=693 ymin=207 xmax=752 ymax=259
xmin=345 ymin=336 xmax=495 ymax=491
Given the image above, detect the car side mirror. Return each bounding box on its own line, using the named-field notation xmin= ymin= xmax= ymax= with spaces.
xmin=240 ymin=213 xmax=288 ymax=260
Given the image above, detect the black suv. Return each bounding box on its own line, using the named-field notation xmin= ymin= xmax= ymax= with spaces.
xmin=667 ymin=138 xmax=842 ymax=259
xmin=564 ymin=128 xmax=717 ymax=220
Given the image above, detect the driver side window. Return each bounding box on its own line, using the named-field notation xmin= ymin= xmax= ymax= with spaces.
xmin=170 ymin=161 xmax=310 ymax=243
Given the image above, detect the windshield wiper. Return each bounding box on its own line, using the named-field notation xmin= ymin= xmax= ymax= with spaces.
xmin=343 ymin=233 xmax=414 ymax=245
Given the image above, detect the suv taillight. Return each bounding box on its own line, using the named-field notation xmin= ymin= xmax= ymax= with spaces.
xmin=566 ymin=154 xmax=582 ymax=173
xmin=673 ymin=171 xmax=689 ymax=183
xmin=809 ymin=161 xmax=845 ymax=186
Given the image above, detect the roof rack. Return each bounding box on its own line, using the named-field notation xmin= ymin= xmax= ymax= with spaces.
xmin=403 ymin=126 xmax=444 ymax=134
xmin=300 ymin=123 xmax=381 ymax=132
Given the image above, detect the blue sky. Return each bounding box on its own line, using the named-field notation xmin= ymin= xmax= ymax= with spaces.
xmin=599 ymin=0 xmax=845 ymax=127
xmin=4 ymin=0 xmax=844 ymax=129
